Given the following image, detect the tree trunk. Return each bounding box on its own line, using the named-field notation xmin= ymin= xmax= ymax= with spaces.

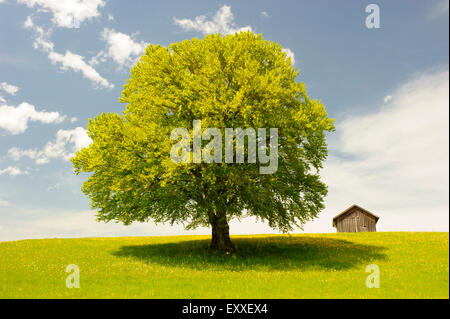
xmin=209 ymin=211 xmax=235 ymax=254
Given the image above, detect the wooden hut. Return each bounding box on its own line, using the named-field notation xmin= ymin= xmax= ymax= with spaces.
xmin=332 ymin=204 xmax=379 ymax=232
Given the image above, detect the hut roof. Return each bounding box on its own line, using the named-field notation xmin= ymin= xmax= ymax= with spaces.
xmin=332 ymin=204 xmax=380 ymax=227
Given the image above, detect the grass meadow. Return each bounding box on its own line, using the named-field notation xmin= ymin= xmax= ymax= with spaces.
xmin=0 ymin=232 xmax=448 ymax=298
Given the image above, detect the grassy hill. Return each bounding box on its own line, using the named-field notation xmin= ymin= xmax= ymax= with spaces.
xmin=0 ymin=232 xmax=448 ymax=298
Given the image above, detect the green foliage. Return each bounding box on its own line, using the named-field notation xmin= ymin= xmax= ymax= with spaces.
xmin=72 ymin=32 xmax=334 ymax=231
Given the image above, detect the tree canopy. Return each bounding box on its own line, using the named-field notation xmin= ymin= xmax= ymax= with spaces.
xmin=72 ymin=32 xmax=334 ymax=253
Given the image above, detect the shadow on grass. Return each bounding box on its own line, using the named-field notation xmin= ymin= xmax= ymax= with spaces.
xmin=113 ymin=236 xmax=387 ymax=272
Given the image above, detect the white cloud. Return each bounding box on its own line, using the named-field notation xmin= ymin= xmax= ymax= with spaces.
xmin=0 ymin=198 xmax=11 ymax=207
xmin=0 ymin=166 xmax=28 ymax=176
xmin=17 ymin=0 xmax=105 ymax=28
xmin=282 ymin=48 xmax=295 ymax=65
xmin=88 ymin=50 xmax=107 ymax=66
xmin=383 ymin=95 xmax=392 ymax=103
xmin=428 ymin=0 xmax=449 ymax=19
xmin=0 ymin=209 xmax=176 ymax=241
xmin=174 ymin=6 xmax=293 ymax=68
xmin=0 ymin=203 xmax=286 ymax=241
xmin=23 ymin=16 xmax=113 ymax=89
xmin=107 ymin=13 xmax=114 ymax=21
xmin=0 ymin=82 xmax=19 ymax=95
xmin=174 ymin=5 xmax=252 ymax=35
xmin=23 ymin=16 xmax=54 ymax=52
xmin=8 ymin=127 xmax=91 ymax=164
xmin=23 ymin=15 xmax=33 ymax=28
xmin=94 ymin=28 xmax=148 ymax=67
xmin=70 ymin=116 xmax=77 ymax=123
xmin=48 ymin=50 xmax=114 ymax=89
xmin=0 ymin=102 xmax=66 ymax=134
xmin=0 ymin=95 xmax=5 ymax=104
xmin=321 ymin=68 xmax=449 ymax=231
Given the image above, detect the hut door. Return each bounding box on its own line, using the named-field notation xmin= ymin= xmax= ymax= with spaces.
xmin=352 ymin=213 xmax=358 ymax=232
xmin=361 ymin=214 xmax=369 ymax=232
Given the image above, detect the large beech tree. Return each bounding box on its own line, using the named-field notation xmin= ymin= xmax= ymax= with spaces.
xmin=72 ymin=32 xmax=334 ymax=253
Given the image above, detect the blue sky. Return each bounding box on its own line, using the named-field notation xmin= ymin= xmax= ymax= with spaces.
xmin=0 ymin=0 xmax=448 ymax=240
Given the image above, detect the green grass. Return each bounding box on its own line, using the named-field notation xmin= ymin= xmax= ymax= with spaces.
xmin=0 ymin=232 xmax=448 ymax=298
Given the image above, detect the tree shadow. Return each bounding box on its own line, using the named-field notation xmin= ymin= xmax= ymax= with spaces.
xmin=112 ymin=236 xmax=387 ymax=272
